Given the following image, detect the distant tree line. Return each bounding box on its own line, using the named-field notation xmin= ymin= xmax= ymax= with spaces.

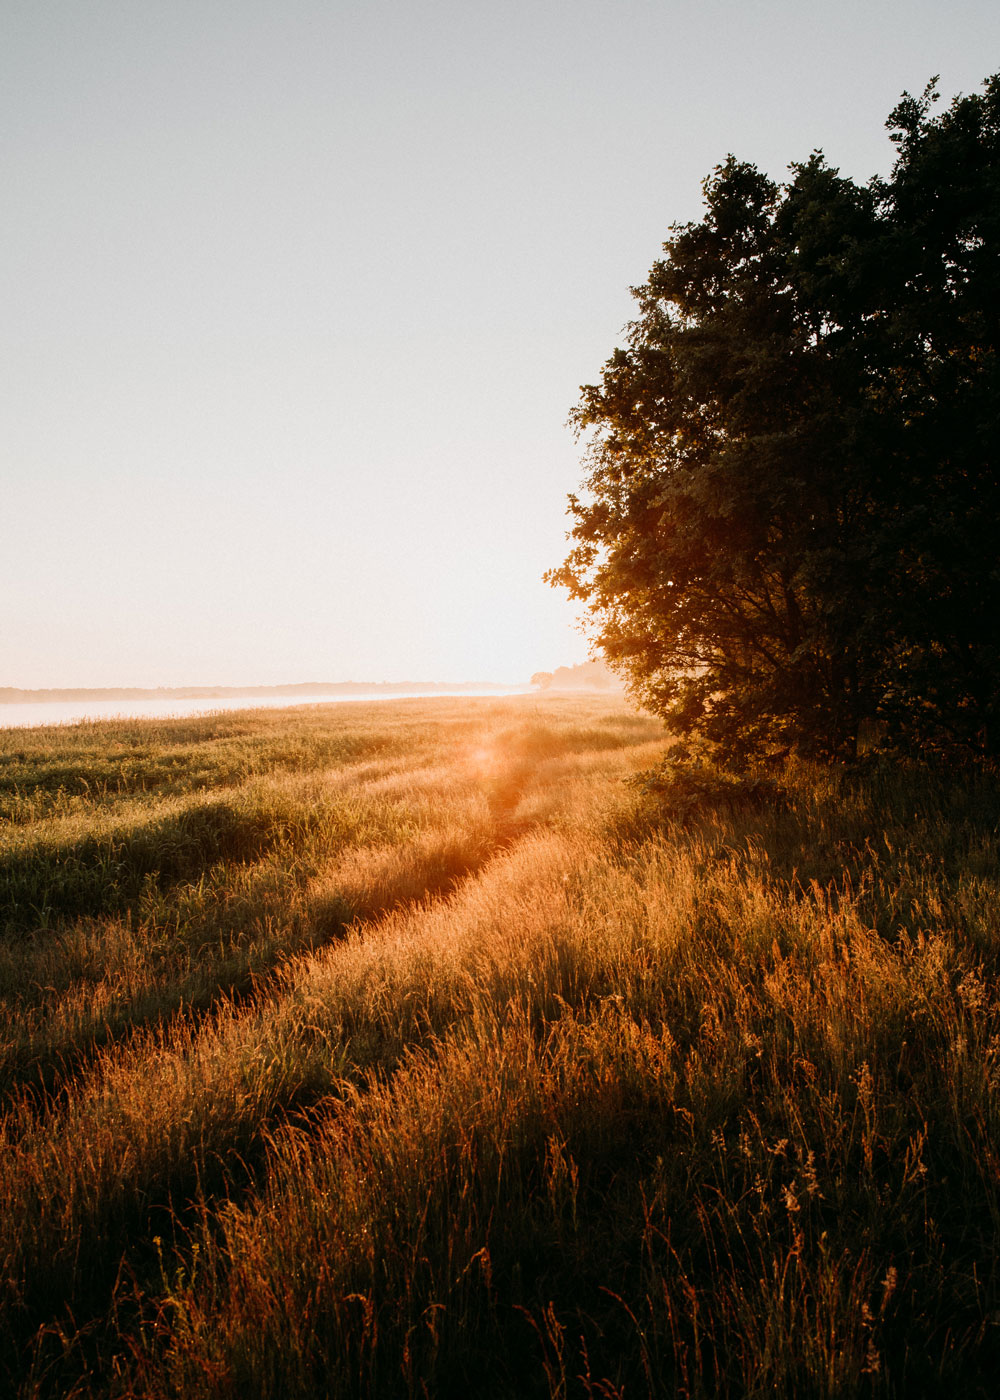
xmin=530 ymin=660 xmax=621 ymax=691
xmin=549 ymin=74 xmax=1000 ymax=763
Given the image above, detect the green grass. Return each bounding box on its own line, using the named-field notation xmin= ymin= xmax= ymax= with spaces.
xmin=2 ymin=695 xmax=999 ymax=1397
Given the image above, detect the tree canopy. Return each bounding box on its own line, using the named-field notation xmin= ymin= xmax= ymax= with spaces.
xmin=549 ymin=74 xmax=1000 ymax=763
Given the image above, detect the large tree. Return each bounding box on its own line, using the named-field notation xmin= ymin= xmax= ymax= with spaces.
xmin=549 ymin=75 xmax=1000 ymax=762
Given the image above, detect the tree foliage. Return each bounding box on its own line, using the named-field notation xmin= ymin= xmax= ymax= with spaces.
xmin=549 ymin=75 xmax=1000 ymax=762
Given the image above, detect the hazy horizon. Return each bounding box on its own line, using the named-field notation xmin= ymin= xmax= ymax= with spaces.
xmin=4 ymin=0 xmax=998 ymax=690
xmin=3 ymin=655 xmax=616 ymax=696
xmin=1 ymin=675 xmax=535 ymax=695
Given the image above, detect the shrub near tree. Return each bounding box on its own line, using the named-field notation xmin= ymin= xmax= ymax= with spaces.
xmin=549 ymin=74 xmax=1000 ymax=763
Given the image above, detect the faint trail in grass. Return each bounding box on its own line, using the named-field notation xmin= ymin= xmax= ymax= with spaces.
xmin=0 ymin=826 xmax=588 ymax=1389
xmin=0 ymin=697 xmax=672 ymax=1394
xmin=0 ymin=723 xmax=664 ymax=1111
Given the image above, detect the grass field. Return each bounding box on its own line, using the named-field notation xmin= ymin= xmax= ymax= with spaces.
xmin=2 ymin=694 xmax=999 ymax=1397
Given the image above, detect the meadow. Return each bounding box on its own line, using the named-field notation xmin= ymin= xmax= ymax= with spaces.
xmin=1 ymin=694 xmax=999 ymax=1397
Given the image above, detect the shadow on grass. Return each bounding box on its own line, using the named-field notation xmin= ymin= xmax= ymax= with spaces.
xmin=1 ymin=797 xmax=311 ymax=932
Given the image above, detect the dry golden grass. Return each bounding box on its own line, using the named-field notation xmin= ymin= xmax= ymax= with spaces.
xmin=2 ymin=696 xmax=999 ymax=1397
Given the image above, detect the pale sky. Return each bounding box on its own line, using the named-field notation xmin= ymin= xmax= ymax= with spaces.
xmin=3 ymin=0 xmax=998 ymax=687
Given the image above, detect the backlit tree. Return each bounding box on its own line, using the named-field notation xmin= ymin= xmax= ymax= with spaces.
xmin=549 ymin=75 xmax=1000 ymax=762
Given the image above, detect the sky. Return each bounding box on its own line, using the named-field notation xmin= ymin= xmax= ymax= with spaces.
xmin=3 ymin=0 xmax=998 ymax=688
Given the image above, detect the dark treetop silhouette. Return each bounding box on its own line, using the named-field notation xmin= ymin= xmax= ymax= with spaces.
xmin=550 ymin=74 xmax=1000 ymax=763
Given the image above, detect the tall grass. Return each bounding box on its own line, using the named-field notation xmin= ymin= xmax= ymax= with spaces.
xmin=2 ymin=697 xmax=998 ymax=1396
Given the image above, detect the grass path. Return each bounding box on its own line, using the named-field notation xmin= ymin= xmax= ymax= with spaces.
xmin=3 ymin=697 xmax=999 ymax=1396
